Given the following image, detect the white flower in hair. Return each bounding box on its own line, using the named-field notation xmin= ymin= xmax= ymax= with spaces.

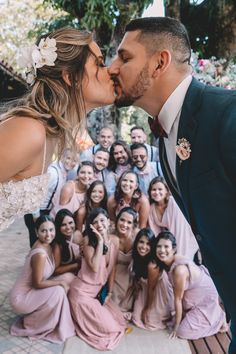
xmin=17 ymin=36 xmax=57 ymax=84
xmin=32 ymin=37 xmax=57 ymax=69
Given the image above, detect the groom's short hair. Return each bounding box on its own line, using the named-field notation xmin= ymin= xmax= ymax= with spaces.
xmin=125 ymin=17 xmax=191 ymax=65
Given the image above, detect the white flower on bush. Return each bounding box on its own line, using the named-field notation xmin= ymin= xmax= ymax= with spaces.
xmin=26 ymin=71 xmax=36 ymax=85
xmin=17 ymin=46 xmax=35 ymax=69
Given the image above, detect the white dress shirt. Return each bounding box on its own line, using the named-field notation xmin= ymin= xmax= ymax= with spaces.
xmin=158 ymin=75 xmax=192 ymax=179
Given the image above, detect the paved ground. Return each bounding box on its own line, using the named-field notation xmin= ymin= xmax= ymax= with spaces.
xmin=0 ymin=218 xmax=191 ymax=354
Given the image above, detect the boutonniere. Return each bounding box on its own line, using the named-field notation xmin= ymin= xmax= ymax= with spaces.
xmin=176 ymin=138 xmax=191 ymax=162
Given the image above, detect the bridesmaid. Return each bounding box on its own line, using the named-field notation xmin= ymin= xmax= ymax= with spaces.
xmin=52 ymin=161 xmax=95 ymax=216
xmin=9 ymin=215 xmax=75 ymax=343
xmin=112 ymin=207 xmax=138 ymax=316
xmin=148 ymin=176 xmax=198 ymax=259
xmin=75 ymin=180 xmax=107 ymax=232
xmin=68 ymin=208 xmax=126 ymax=350
xmin=132 ymin=228 xmax=174 ymax=330
xmin=107 ymin=170 xmax=150 ymax=228
xmin=154 ymin=231 xmax=228 ymax=339
xmin=53 ymin=209 xmax=83 ymax=279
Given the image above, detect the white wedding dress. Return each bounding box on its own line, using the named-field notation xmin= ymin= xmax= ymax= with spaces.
xmin=0 ymin=118 xmax=49 ymax=232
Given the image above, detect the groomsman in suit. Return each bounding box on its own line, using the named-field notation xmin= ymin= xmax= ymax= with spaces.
xmin=109 ymin=16 xmax=236 ymax=353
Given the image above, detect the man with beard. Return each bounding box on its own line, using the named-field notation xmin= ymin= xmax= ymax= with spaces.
xmin=109 ymin=17 xmax=236 ymax=353
xmin=93 ymin=147 xmax=110 ymax=182
xmin=106 ymin=140 xmax=132 ymax=195
xmin=80 ymin=126 xmax=114 ymax=162
xmin=130 ymin=126 xmax=159 ymax=162
xmin=131 ymin=142 xmax=162 ymax=195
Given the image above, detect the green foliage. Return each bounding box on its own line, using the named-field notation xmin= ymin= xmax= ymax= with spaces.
xmin=28 ymin=15 xmax=80 ymax=38
xmin=44 ymin=0 xmax=154 ymax=33
xmin=120 ymin=107 xmax=151 ymax=143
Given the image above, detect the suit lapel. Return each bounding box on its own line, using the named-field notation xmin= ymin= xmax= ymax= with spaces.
xmin=176 ymin=77 xmax=205 ymax=203
xmin=159 ymin=137 xmax=187 ymax=216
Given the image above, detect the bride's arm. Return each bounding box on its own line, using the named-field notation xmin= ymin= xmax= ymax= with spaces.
xmin=0 ymin=117 xmax=46 ymax=182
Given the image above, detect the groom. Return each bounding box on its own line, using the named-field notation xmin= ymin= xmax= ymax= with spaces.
xmin=109 ymin=17 xmax=236 ymax=353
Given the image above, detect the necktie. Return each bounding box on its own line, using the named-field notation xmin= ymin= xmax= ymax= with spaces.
xmin=148 ymin=116 xmax=168 ymax=139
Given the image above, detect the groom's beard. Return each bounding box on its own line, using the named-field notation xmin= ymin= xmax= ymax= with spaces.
xmin=113 ymin=63 xmax=151 ymax=108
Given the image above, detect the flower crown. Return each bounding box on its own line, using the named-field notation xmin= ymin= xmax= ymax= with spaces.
xmin=18 ymin=36 xmax=57 ymax=85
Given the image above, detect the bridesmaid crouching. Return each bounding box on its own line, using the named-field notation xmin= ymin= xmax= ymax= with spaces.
xmin=9 ymin=215 xmax=75 ymax=343
xmin=131 ymin=228 xmax=174 ymax=330
xmin=53 ymin=208 xmax=82 ymax=279
xmin=68 ymin=208 xmax=127 ymax=350
xmin=153 ymin=231 xmax=228 ymax=339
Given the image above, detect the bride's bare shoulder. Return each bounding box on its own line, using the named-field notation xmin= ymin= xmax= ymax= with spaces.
xmin=1 ymin=116 xmax=46 ymax=140
xmin=0 ymin=116 xmax=46 ymax=182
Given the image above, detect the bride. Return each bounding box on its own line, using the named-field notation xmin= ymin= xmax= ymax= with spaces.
xmin=0 ymin=27 xmax=115 ymax=231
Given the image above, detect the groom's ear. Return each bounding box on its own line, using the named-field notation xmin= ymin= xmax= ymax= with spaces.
xmin=152 ymin=50 xmax=172 ymax=78
xmin=62 ymin=70 xmax=72 ymax=86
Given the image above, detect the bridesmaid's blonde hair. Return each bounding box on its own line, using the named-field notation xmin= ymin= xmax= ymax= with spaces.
xmin=1 ymin=27 xmax=93 ymax=155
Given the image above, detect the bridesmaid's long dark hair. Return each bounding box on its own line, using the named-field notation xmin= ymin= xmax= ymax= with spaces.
xmin=84 ymin=207 xmax=109 ymax=254
xmin=152 ymin=230 xmax=177 ymax=271
xmin=132 ymin=228 xmax=155 ymax=280
xmin=54 ymin=209 xmax=75 ymax=263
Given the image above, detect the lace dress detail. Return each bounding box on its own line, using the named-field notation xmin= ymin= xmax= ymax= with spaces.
xmin=0 ymin=174 xmax=49 ymax=231
xmin=0 ymin=117 xmax=49 ymax=232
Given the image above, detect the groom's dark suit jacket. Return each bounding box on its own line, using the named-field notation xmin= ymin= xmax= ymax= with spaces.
xmin=159 ymin=77 xmax=236 ymax=317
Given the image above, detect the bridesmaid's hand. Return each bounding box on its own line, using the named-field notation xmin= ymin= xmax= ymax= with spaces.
xmin=90 ymin=224 xmax=103 ymax=244
xmin=60 ymin=280 xmax=70 ymax=294
xmin=104 ymin=292 xmax=112 ymax=305
xmin=169 ymin=325 xmax=178 ymax=339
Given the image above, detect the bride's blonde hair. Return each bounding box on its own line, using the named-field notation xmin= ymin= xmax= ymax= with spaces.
xmin=1 ymin=27 xmax=93 ymax=155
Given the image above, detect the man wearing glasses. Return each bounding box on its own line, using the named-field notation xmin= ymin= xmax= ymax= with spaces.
xmin=131 ymin=143 xmax=162 ymax=195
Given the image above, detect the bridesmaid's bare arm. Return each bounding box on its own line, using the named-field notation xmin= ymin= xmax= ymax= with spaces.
xmin=107 ymin=194 xmax=117 ymax=222
xmin=170 ymin=265 xmax=188 ymax=338
xmin=83 ymin=234 xmax=103 ymax=273
xmin=31 ymin=252 xmax=68 ymax=291
xmin=59 ymin=181 xmax=74 ymax=205
xmin=52 ymin=243 xmax=79 ymax=275
xmin=142 ymin=262 xmax=160 ymax=323
xmin=138 ymin=194 xmax=150 ymax=228
xmin=75 ymin=205 xmax=86 ymax=232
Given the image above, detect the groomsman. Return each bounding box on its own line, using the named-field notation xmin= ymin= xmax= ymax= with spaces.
xmin=80 ymin=126 xmax=114 ymax=161
xmin=130 ymin=126 xmax=159 ymax=161
xmin=131 ymin=142 xmax=162 ymax=195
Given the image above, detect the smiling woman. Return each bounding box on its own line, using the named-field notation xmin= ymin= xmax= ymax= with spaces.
xmin=153 ymin=231 xmax=227 ymax=340
xmin=9 ymin=215 xmax=75 ymax=343
xmin=0 ymin=27 xmax=115 ymax=232
xmin=107 ymin=170 xmax=150 ymax=228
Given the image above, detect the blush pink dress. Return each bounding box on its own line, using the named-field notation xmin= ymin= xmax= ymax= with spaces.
xmin=9 ymin=248 xmax=75 ymax=343
xmin=112 ymin=249 xmax=135 ymax=313
xmin=63 ymin=234 xmax=81 ymax=264
xmin=168 ymin=256 xmax=226 ymax=339
xmin=68 ymin=240 xmax=126 ymax=350
xmin=132 ymin=271 xmax=174 ymax=330
xmin=148 ymin=197 xmax=199 ymax=259
xmin=52 ymin=235 xmax=81 ymax=285
xmin=52 ymin=182 xmax=85 ymax=216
